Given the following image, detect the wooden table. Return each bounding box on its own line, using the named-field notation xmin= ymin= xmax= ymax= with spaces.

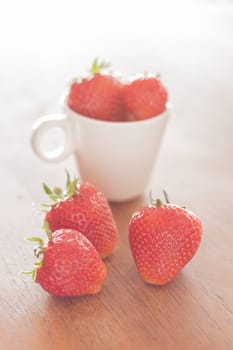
xmin=1 ymin=1 xmax=233 ymax=349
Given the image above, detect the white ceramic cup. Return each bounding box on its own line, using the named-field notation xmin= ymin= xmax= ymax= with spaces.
xmin=31 ymin=96 xmax=170 ymax=202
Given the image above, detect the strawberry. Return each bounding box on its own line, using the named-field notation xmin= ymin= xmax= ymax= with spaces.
xmin=24 ymin=227 xmax=107 ymax=297
xmin=129 ymin=191 xmax=202 ymax=285
xmin=123 ymin=76 xmax=168 ymax=120
xmin=67 ymin=58 xmax=126 ymax=121
xmin=42 ymin=171 xmax=118 ymax=259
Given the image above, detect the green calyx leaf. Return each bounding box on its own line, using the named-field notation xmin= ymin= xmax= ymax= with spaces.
xmin=42 ymin=221 xmax=52 ymax=241
xmin=89 ymin=57 xmax=110 ymax=75
xmin=26 ymin=237 xmax=44 ymax=246
xmin=42 ymin=183 xmax=61 ymax=202
xmin=53 ymin=187 xmax=63 ymax=197
xmin=23 ymin=239 xmax=44 ymax=282
xmin=41 ymin=203 xmax=52 ymax=207
xmin=22 ymin=259 xmax=43 ymax=282
xmin=42 ymin=170 xmax=79 ymax=210
xmin=66 ymin=169 xmax=79 ymax=197
xmin=22 ymin=269 xmax=37 ymax=281
xmin=34 ymin=260 xmax=43 ymax=268
xmin=25 ymin=236 xmax=44 ymax=259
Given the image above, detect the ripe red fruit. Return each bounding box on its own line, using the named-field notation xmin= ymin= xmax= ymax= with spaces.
xmin=43 ymin=171 xmax=118 ymax=259
xmin=123 ymin=77 xmax=168 ymax=120
xmin=129 ymin=192 xmax=202 ymax=285
xmin=26 ymin=228 xmax=107 ymax=297
xmin=68 ymin=58 xmax=126 ymax=121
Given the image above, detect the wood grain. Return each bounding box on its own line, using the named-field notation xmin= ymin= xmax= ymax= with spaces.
xmin=1 ymin=1 xmax=233 ymax=349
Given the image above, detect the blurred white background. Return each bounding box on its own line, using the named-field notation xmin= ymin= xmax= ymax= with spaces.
xmin=1 ymin=0 xmax=233 ymax=118
xmin=0 ymin=0 xmax=232 ymax=203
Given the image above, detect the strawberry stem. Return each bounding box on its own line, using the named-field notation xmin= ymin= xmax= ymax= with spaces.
xmin=149 ymin=190 xmax=164 ymax=207
xmin=163 ymin=190 xmax=170 ymax=204
xmin=155 ymin=199 xmax=163 ymax=207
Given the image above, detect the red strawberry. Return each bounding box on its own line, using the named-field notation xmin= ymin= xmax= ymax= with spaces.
xmin=42 ymin=171 xmax=118 ymax=259
xmin=123 ymin=76 xmax=168 ymax=120
xmin=25 ymin=228 xmax=107 ymax=297
xmin=68 ymin=58 xmax=126 ymax=121
xmin=129 ymin=191 xmax=202 ymax=285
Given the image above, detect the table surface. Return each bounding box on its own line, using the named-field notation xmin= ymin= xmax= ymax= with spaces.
xmin=1 ymin=1 xmax=233 ymax=349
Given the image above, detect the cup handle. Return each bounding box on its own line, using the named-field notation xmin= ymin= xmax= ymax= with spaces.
xmin=31 ymin=114 xmax=75 ymax=163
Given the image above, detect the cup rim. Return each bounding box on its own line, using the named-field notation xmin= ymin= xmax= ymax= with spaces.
xmin=60 ymin=92 xmax=171 ymax=126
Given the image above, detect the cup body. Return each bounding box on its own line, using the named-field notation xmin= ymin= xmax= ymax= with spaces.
xmin=65 ymin=104 xmax=169 ymax=201
xmin=31 ymin=96 xmax=170 ymax=202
